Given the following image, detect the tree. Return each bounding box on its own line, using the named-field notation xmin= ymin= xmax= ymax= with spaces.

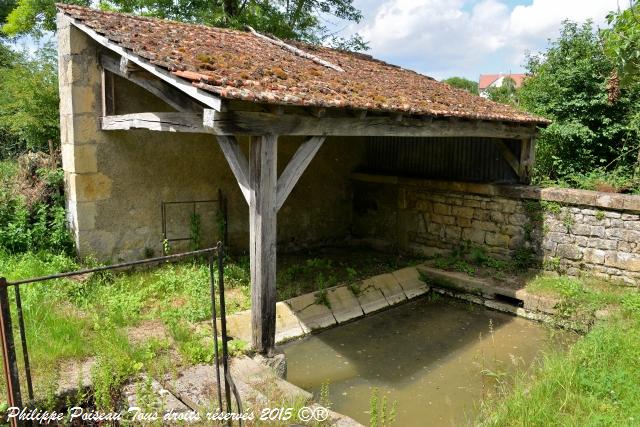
xmin=486 ymin=76 xmax=518 ymax=106
xmin=3 ymin=0 xmax=368 ymax=50
xmin=442 ymin=77 xmax=478 ymax=95
xmin=603 ymin=1 xmax=640 ymax=90
xmin=519 ymin=20 xmax=640 ymax=181
xmin=0 ymin=43 xmax=59 ymax=157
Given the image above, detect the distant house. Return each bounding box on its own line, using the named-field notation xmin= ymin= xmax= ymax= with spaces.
xmin=478 ymin=73 xmax=526 ymax=98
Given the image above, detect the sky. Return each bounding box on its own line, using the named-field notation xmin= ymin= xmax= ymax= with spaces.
xmin=332 ymin=0 xmax=627 ymax=81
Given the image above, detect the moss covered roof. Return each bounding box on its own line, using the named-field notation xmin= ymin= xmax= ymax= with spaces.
xmin=57 ymin=4 xmax=548 ymax=125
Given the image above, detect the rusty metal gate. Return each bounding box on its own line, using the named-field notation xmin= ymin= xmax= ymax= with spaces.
xmin=0 ymin=243 xmax=242 ymax=426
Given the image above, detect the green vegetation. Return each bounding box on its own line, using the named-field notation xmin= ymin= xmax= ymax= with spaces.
xmin=479 ymin=274 xmax=640 ymax=426
xmin=520 ymin=20 xmax=640 ymax=191
xmin=486 ymin=76 xmax=518 ymax=106
xmin=442 ymin=76 xmax=479 ymax=95
xmin=369 ymin=387 xmax=397 ymax=427
xmin=430 ymin=244 xmax=537 ymax=278
xmin=2 ymin=0 xmax=367 ymax=51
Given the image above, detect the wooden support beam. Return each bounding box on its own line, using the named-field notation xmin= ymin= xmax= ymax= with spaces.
xmin=103 ymin=110 xmax=540 ymax=140
xmin=276 ymin=136 xmax=325 ymax=211
xmin=101 ymin=112 xmax=204 ymax=133
xmin=249 ymin=135 xmax=278 ymax=354
xmin=519 ymin=137 xmax=536 ymax=184
xmin=203 ymin=109 xmax=539 ymax=139
xmin=495 ymin=140 xmax=521 ymax=178
xmin=100 ymin=54 xmax=203 ymax=113
xmin=101 ymin=69 xmax=115 ymax=116
xmin=216 ymin=136 xmax=251 ymax=203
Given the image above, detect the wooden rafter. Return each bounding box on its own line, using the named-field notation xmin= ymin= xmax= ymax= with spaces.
xmin=62 ymin=13 xmax=223 ymax=111
xmin=216 ymin=136 xmax=251 ymax=203
xmin=100 ymin=54 xmax=204 ymax=114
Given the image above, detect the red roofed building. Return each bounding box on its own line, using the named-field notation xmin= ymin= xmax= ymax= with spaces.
xmin=478 ymin=73 xmax=527 ymax=98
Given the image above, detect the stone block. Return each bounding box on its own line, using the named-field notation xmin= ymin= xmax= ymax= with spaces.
xmin=452 ymin=206 xmax=474 ymax=218
xmin=457 ymin=217 xmax=472 ymax=227
xmin=545 ymin=232 xmax=574 ymax=244
xmin=462 ymin=228 xmax=485 ymax=244
xmin=556 ymin=244 xmax=583 ymax=261
xmin=583 ymin=248 xmax=606 ymax=264
xmin=285 ymin=292 xmax=336 ymax=332
xmin=371 ymin=273 xmax=406 ymax=305
xmin=472 ymin=220 xmax=498 ymax=232
xmin=586 ymin=238 xmax=618 ymax=250
xmin=122 ymin=375 xmax=191 ymax=415
xmin=67 ymin=173 xmax=113 ymax=202
xmin=490 ymin=211 xmax=504 ymax=222
xmin=357 ymin=278 xmax=389 ymax=314
xmin=433 ymin=203 xmax=451 ymax=215
xmin=444 ymin=225 xmax=462 ymax=240
xmin=430 ymin=214 xmax=456 ymax=225
xmin=391 ymin=267 xmax=430 ymax=299
xmin=473 ymin=209 xmax=491 ymax=221
xmin=62 ymin=144 xmax=98 ymax=173
xmin=604 ymin=251 xmax=640 ymax=272
xmin=327 ymin=286 xmax=364 ymax=323
xmin=485 ymin=232 xmax=510 ymax=248
xmin=509 ymin=213 xmax=528 ymax=226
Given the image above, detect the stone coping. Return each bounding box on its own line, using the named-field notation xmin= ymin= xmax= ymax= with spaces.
xmin=351 ymin=173 xmax=640 ymax=213
xmin=225 ymin=266 xmax=430 ymax=345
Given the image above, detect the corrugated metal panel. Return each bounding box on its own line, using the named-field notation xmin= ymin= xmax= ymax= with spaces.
xmin=364 ymin=137 xmax=521 ymax=183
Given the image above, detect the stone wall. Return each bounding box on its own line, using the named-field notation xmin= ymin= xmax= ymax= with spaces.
xmin=58 ymin=16 xmax=366 ymax=261
xmin=352 ymin=174 xmax=640 ymax=285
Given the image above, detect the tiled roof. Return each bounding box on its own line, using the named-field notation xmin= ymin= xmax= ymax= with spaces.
xmin=479 ymin=74 xmax=527 ymax=90
xmin=57 ymin=4 xmax=548 ymax=125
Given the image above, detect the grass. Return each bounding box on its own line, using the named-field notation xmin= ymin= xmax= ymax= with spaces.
xmin=477 ymin=274 xmax=640 ymax=426
xmin=0 ymin=246 xmax=420 ymax=411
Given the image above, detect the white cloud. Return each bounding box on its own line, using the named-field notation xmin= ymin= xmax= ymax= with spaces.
xmin=354 ymin=0 xmax=623 ymax=80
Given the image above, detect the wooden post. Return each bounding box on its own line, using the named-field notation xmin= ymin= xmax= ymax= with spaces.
xmin=519 ymin=137 xmax=536 ymax=184
xmin=249 ymin=135 xmax=278 ymax=354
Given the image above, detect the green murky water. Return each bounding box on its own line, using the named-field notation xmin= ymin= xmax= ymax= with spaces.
xmin=283 ymin=296 xmax=574 ymax=427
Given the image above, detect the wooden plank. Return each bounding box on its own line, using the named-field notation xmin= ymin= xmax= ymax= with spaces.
xmin=101 ymin=69 xmax=115 ymax=116
xmin=203 ymin=109 xmax=539 ymax=139
xmin=101 ymin=112 xmax=204 ymax=133
xmin=249 ymin=135 xmax=278 ymax=354
xmin=276 ymin=136 xmax=325 ymax=211
xmin=495 ymin=139 xmax=521 ymax=178
xmin=61 ymin=13 xmax=223 ymax=111
xmin=216 ymin=136 xmax=251 ymax=203
xmin=100 ymin=54 xmax=203 ymax=114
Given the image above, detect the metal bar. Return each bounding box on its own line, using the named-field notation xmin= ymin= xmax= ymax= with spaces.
xmin=209 ymin=252 xmax=223 ymax=413
xmin=6 ymin=247 xmax=217 ymax=286
xmin=13 ymin=286 xmax=33 ymax=401
xmin=0 ymin=279 xmax=22 ymax=426
xmin=217 ymin=243 xmax=233 ymax=425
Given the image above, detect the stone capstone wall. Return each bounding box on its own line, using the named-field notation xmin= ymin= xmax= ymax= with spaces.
xmin=352 ymin=174 xmax=640 ymax=285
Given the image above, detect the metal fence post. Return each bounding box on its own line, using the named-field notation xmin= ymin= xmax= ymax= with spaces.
xmin=0 ymin=278 xmax=22 ymax=426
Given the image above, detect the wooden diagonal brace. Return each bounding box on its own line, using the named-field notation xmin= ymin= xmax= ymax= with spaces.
xmin=276 ymin=136 xmax=325 ymax=211
xmin=216 ymin=136 xmax=251 ymax=203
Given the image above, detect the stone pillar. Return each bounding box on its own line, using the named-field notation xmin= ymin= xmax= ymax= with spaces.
xmin=57 ymin=14 xmax=114 ymax=258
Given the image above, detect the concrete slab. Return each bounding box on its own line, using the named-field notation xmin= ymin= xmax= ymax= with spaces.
xmin=122 ymin=374 xmax=191 ymax=413
xmin=357 ymin=279 xmax=389 ymax=314
xmin=166 ymin=363 xmax=268 ymax=411
xmin=231 ymin=356 xmax=312 ymax=402
xmin=327 ymin=286 xmax=364 ymax=323
xmin=310 ymin=404 xmax=364 ymax=427
xmin=274 ymin=302 xmax=305 ymax=343
xmin=286 ymin=292 xmax=336 ymax=332
xmin=371 ymin=273 xmax=407 ymax=305
xmin=392 ymin=267 xmax=430 ymax=299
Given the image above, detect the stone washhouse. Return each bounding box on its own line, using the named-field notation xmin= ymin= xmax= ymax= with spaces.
xmin=56 ymin=5 xmax=548 ymax=354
